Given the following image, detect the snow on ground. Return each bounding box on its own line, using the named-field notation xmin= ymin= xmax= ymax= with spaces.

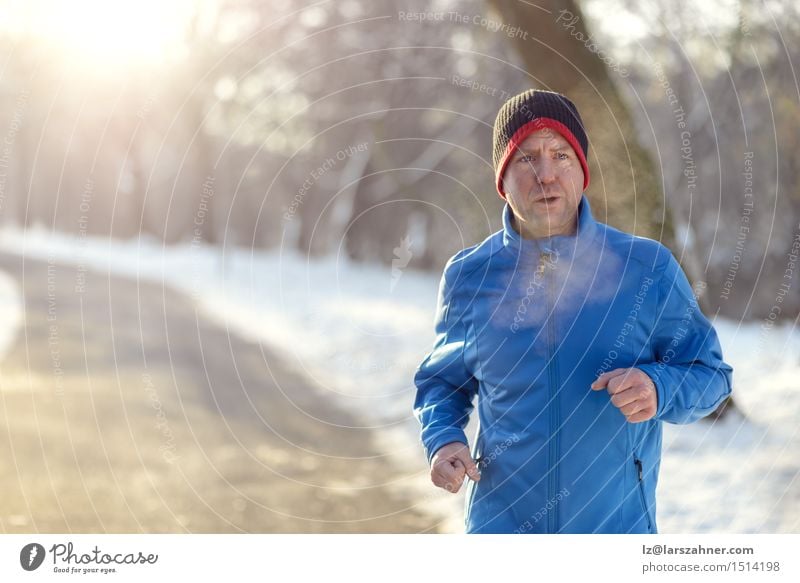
xmin=659 ymin=319 xmax=800 ymax=533
xmin=0 ymin=224 xmax=798 ymax=533
xmin=0 ymin=270 xmax=22 ymax=362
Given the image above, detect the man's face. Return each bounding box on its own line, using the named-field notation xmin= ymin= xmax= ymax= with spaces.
xmin=502 ymin=127 xmax=584 ymax=239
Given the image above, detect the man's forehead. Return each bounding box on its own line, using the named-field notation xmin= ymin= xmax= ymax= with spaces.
xmin=516 ymin=128 xmax=573 ymax=150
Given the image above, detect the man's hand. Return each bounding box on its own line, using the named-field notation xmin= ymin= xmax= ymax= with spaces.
xmin=430 ymin=441 xmax=481 ymax=494
xmin=591 ymin=367 xmax=658 ymax=423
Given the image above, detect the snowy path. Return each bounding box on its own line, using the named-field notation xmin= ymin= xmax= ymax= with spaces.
xmin=0 ymin=250 xmax=442 ymax=533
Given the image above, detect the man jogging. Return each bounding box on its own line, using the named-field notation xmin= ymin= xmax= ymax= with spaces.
xmin=413 ymin=89 xmax=733 ymax=533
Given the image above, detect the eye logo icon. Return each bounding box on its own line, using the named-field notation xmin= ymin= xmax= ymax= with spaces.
xmin=20 ymin=543 xmax=46 ymax=571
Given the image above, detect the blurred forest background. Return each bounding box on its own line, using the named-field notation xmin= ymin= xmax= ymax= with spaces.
xmin=0 ymin=0 xmax=797 ymax=320
xmin=0 ymin=0 xmax=798 ymax=535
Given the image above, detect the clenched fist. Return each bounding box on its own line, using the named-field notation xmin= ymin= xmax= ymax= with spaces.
xmin=591 ymin=367 xmax=658 ymax=423
xmin=430 ymin=441 xmax=481 ymax=494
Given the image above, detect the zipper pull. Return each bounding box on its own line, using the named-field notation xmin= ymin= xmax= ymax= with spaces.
xmin=542 ymin=249 xmax=558 ymax=266
xmin=635 ymin=458 xmax=643 ymax=481
xmin=536 ymin=252 xmax=549 ymax=276
xmin=536 ymin=251 xmax=555 ymax=275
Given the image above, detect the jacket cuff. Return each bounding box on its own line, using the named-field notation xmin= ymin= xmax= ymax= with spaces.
xmin=425 ymin=430 xmax=469 ymax=466
xmin=636 ymin=364 xmax=668 ymax=419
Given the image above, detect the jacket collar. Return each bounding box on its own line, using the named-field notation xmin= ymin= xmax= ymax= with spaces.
xmin=501 ymin=194 xmax=599 ymax=258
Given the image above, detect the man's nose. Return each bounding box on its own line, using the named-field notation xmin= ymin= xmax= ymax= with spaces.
xmin=533 ymin=158 xmax=556 ymax=184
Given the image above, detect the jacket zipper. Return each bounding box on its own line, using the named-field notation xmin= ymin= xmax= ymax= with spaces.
xmin=464 ymin=467 xmax=478 ymax=527
xmin=465 ymin=433 xmax=482 ymax=528
xmin=542 ymin=249 xmax=559 ymax=534
xmin=634 ymin=457 xmax=652 ymax=532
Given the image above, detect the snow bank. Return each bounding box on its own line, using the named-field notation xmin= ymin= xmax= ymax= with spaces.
xmin=0 ymin=269 xmax=22 ymax=363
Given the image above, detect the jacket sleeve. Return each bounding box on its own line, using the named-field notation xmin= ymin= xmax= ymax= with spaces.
xmin=636 ymin=252 xmax=733 ymax=424
xmin=413 ymin=260 xmax=478 ymax=465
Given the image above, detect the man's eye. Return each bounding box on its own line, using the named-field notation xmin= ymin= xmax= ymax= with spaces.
xmin=556 ymin=152 xmax=569 ymax=160
xmin=518 ymin=155 xmax=533 ymax=162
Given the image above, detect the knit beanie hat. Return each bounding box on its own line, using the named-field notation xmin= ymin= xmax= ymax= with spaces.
xmin=492 ymin=89 xmax=590 ymax=198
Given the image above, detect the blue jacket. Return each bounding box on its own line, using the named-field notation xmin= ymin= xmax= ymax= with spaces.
xmin=413 ymin=195 xmax=733 ymax=533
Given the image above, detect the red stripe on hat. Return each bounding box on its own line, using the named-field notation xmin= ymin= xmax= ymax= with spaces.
xmin=495 ymin=118 xmax=590 ymax=198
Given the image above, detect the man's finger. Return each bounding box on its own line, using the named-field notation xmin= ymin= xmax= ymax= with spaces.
xmin=627 ymin=408 xmax=656 ymax=423
xmin=438 ymin=459 xmax=465 ymax=482
xmin=606 ymin=371 xmax=638 ymax=395
xmin=619 ymin=398 xmax=648 ymax=417
xmin=454 ymin=449 xmax=481 ymax=482
xmin=434 ymin=458 xmax=466 ymax=490
xmin=610 ymin=387 xmax=643 ymax=409
xmin=590 ymin=368 xmax=627 ymax=390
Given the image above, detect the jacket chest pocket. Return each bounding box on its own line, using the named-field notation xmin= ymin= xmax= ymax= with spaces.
xmin=573 ymin=298 xmax=644 ymax=373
